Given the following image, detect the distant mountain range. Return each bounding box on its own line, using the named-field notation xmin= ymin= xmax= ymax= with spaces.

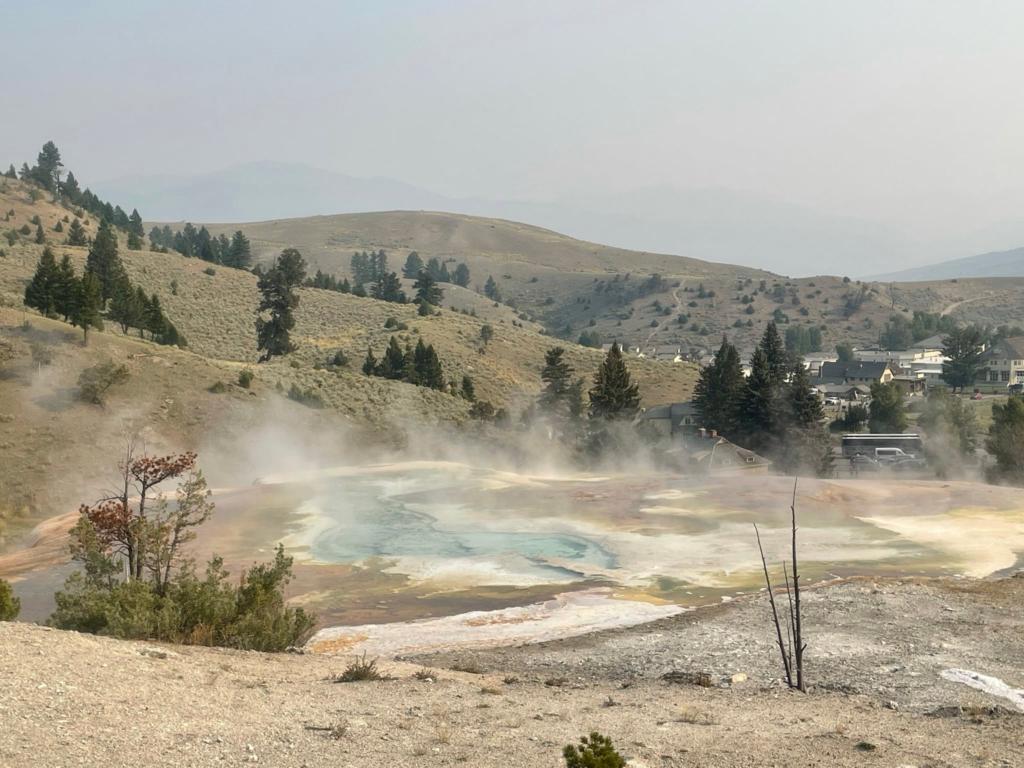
xmin=867 ymin=246 xmax=1024 ymax=282
xmin=93 ymin=161 xmax=915 ymax=278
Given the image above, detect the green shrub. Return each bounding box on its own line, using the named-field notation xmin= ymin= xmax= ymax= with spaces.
xmin=563 ymin=733 xmax=626 ymax=768
xmin=418 ymin=301 xmax=432 ymax=316
xmin=4 ymin=231 xmax=15 ymax=246
xmin=238 ymin=368 xmax=255 ymax=388
xmin=0 ymin=578 xmax=20 ymax=621
xmin=170 ymin=280 xmax=178 ymax=296
xmin=203 ymin=267 xmax=216 ymax=276
xmin=209 ymin=380 xmax=228 ymax=394
xmin=331 ymin=350 xmax=348 ymax=367
xmin=19 ymin=223 xmax=31 ymax=235
xmin=77 ymin=360 xmax=130 ymax=405
xmin=30 ymin=215 xmax=41 ymax=225
xmin=334 ymin=653 xmax=390 ymax=682
xmin=50 ymin=544 xmax=315 ymax=651
xmin=54 ymin=221 xmax=63 ymax=233
xmin=288 ymin=384 xmax=324 ymax=408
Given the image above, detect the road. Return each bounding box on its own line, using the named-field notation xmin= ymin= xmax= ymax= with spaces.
xmin=643 ymin=281 xmax=685 ymax=348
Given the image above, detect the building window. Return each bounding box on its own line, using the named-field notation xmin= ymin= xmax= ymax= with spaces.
xmin=1003 ymin=371 xmax=1010 ymax=382
xmin=991 ymin=371 xmax=999 ymax=382
xmin=978 ymin=370 xmax=989 ymax=381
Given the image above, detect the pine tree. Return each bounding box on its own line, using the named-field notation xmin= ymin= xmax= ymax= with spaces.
xmin=4 ymin=164 xmax=16 ymax=180
xmin=85 ymin=220 xmax=126 ymax=301
xmin=438 ymin=262 xmax=450 ymax=283
xmin=63 ymin=171 xmax=80 ymax=200
xmin=255 ymin=249 xmax=306 ymax=362
xmin=126 ymin=230 xmax=143 ymax=250
xmin=36 ymin=141 xmax=63 ymax=193
xmin=787 ymin=359 xmax=825 ymax=429
xmin=352 ymin=282 xmax=367 ymax=298
xmin=402 ymin=251 xmax=423 ymax=279
xmin=538 ymin=346 xmax=573 ymax=420
xmin=739 ymin=348 xmax=776 ymax=449
xmin=54 ymin=255 xmax=77 ymax=320
xmin=371 ymin=271 xmax=408 ymax=303
xmin=779 ymin=359 xmax=829 ymax=474
xmin=134 ymin=287 xmax=151 ymax=337
xmin=426 ymin=257 xmax=442 ymax=280
xmin=453 ymin=263 xmax=471 ymax=288
xmin=362 ymin=347 xmax=378 ymax=376
xmin=71 ymin=272 xmax=104 ymax=344
xmin=692 ymin=336 xmax=744 ymax=434
xmin=35 ymin=223 xmax=46 ymax=244
xmin=128 ymin=208 xmax=144 ymax=237
xmin=413 ymin=269 xmax=444 ymax=307
xmin=227 ymin=230 xmax=251 ymax=270
xmin=378 ymin=336 xmax=407 ymax=380
xmin=66 ymin=218 xmax=88 ymax=246
xmin=147 ymin=294 xmax=168 ymax=339
xmin=461 ymin=375 xmax=476 ymax=402
xmin=868 ymin=381 xmax=907 ymax=433
xmin=24 ymin=247 xmax=60 ymax=318
xmin=759 ymin=321 xmax=788 ymax=388
xmin=941 ymin=326 xmax=986 ymax=394
xmin=484 ymin=275 xmax=501 ymax=302
xmin=588 ymin=343 xmax=641 ymax=421
xmin=107 ymin=274 xmax=143 ymax=333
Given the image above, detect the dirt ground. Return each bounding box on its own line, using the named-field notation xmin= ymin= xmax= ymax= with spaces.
xmin=3 ymin=576 xmax=1023 ymax=768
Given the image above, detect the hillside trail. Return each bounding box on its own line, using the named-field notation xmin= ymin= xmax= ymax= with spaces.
xmin=643 ymin=281 xmax=685 ymax=348
xmin=939 ymin=290 xmax=1010 ymax=316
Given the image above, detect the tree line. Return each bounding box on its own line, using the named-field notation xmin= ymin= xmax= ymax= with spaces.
xmin=148 ymin=224 xmax=252 ymax=269
xmin=693 ymin=323 xmax=832 ymax=476
xmin=8 ymin=141 xmax=141 ymax=238
xmin=24 ymin=220 xmax=185 ymax=347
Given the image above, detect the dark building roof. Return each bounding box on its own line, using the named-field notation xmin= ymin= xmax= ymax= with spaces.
xmin=984 ymin=337 xmax=1024 ymax=361
xmin=666 ymin=436 xmax=772 ymax=474
xmin=819 ymin=361 xmax=894 ymax=381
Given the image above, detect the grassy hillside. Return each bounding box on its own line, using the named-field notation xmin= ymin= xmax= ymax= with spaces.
xmin=0 ymin=180 xmax=701 ymax=530
xmin=186 ymin=208 xmax=1024 ymax=351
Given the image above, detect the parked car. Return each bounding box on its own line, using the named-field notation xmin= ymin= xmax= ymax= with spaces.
xmin=825 ymin=396 xmax=842 ymax=406
xmin=971 ymin=392 xmax=983 ymax=400
xmin=890 ymin=456 xmax=927 ymax=470
xmin=1009 ymin=383 xmax=1023 ymax=395
xmin=850 ymin=454 xmax=881 ymax=471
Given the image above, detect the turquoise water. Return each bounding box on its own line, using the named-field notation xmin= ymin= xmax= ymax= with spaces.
xmin=305 ymin=478 xmax=616 ymax=569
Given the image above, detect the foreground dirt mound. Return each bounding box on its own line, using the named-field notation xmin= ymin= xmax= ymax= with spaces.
xmin=3 ymin=578 xmax=1022 ymax=767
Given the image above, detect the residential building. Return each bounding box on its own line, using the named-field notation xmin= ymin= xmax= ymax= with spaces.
xmin=665 ymin=431 xmax=773 ymax=475
xmin=802 ymin=352 xmax=839 ymax=377
xmin=818 ymin=361 xmax=899 ymax=386
xmin=637 ymin=402 xmax=700 ymax=438
xmin=979 ymin=337 xmax=1024 ymax=386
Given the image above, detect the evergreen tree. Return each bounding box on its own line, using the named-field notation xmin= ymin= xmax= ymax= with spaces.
xmin=787 ymin=359 xmax=825 ymax=429
xmin=692 ymin=336 xmax=744 ymax=434
xmin=24 ymin=247 xmax=60 ymax=318
xmin=216 ymin=233 xmax=231 ymax=264
xmin=941 ymin=326 xmax=986 ymax=394
xmin=85 ymin=220 xmax=126 ymax=301
xmin=738 ymin=349 xmax=776 ymax=448
xmin=4 ymin=164 xmax=16 ymax=179
xmin=352 ymin=282 xmax=367 ymax=298
xmin=484 ymin=275 xmax=501 ymax=302
xmin=126 ymin=230 xmax=143 ymax=250
xmin=107 ymin=274 xmax=143 ymax=333
xmin=588 ymin=343 xmax=640 ymax=421
xmin=54 ymin=255 xmax=77 ymax=320
xmin=134 ymin=287 xmax=151 ymax=337
xmin=67 ymin=218 xmax=88 ymax=246
xmin=453 ymin=263 xmax=471 ymax=288
xmin=350 ymin=251 xmax=372 ymax=284
xmin=63 ymin=170 xmax=80 ymax=200
xmin=371 ymin=271 xmax=408 ymax=303
xmin=362 ymin=347 xmax=378 ymax=376
xmin=35 ymin=223 xmax=46 ymax=244
xmin=71 ymin=273 xmax=104 ymax=344
xmin=438 ymin=262 xmax=450 ymax=283
xmin=409 ymin=339 xmax=444 ymax=389
xmin=425 ymin=257 xmax=442 ymax=280
xmin=228 ymin=230 xmax=251 ymax=270
xmin=378 ymin=336 xmax=407 ymax=380
xmin=836 ymin=342 xmax=855 ymax=362
xmin=986 ymin=396 xmax=1024 ymax=480
xmin=113 ymin=205 xmax=130 ymax=230
xmin=402 ymin=251 xmax=423 ymax=279
xmin=539 ymin=346 xmax=575 ymax=437
xmin=198 ymin=226 xmax=215 ymax=262
xmin=128 ymin=208 xmax=144 ymax=237
xmin=759 ymin=321 xmax=788 ymax=388
xmin=868 ymin=381 xmax=908 ymax=433
xmin=779 ymin=359 xmax=829 ymax=474
xmin=19 ymin=162 xmax=32 ymax=181
xmin=255 ymin=248 xmax=307 ymax=363
xmin=147 ymin=294 xmax=168 ymax=339
xmin=36 ymin=141 xmax=63 ymax=193
xmin=461 ymin=375 xmax=475 ymax=402
xmin=413 ymin=269 xmax=444 ymax=307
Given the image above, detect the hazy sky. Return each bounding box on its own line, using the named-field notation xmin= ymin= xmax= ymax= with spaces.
xmin=4 ymin=0 xmax=1024 ymax=238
